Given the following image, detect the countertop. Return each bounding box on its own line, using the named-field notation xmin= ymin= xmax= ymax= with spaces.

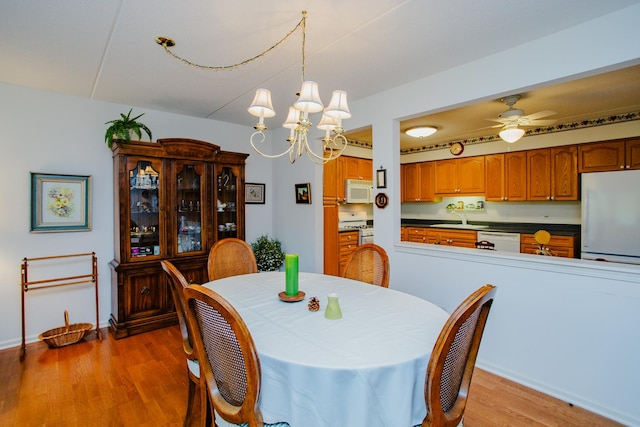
xmin=401 ymin=219 xmax=580 ymax=236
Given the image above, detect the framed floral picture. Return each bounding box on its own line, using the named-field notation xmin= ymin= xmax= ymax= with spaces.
xmin=31 ymin=173 xmax=92 ymax=232
xmin=245 ymin=183 xmax=265 ymax=204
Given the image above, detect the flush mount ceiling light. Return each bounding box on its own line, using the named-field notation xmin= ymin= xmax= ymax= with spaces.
xmin=499 ymin=124 xmax=525 ymax=143
xmin=156 ymin=11 xmax=350 ymax=165
xmin=405 ymin=126 xmax=438 ymax=138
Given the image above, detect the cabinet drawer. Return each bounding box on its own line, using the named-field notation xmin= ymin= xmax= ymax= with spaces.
xmin=521 ymin=234 xmax=574 ymax=247
xmin=406 ymin=227 xmax=428 ymax=243
xmin=521 ymin=233 xmax=576 ymax=258
xmin=428 ymin=228 xmax=477 ymax=247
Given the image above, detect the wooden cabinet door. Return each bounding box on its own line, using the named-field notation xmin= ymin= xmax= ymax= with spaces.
xmin=323 ymin=204 xmax=339 ymax=276
xmin=359 ymin=158 xmax=373 ymax=181
xmin=550 ymin=145 xmax=578 ymax=200
xmin=578 ymin=140 xmax=625 ymax=172
xmin=434 ymin=159 xmax=459 ymax=194
xmin=402 ymin=163 xmax=420 ymax=202
xmin=527 ymin=149 xmax=551 ymax=200
xmin=343 ymin=157 xmax=360 ymax=180
xmin=485 ymin=154 xmax=505 ymax=201
xmin=323 ymin=156 xmax=340 ymax=202
xmin=627 ymin=138 xmax=640 ymax=170
xmin=505 ymin=152 xmax=527 ymax=201
xmin=458 ymin=156 xmax=485 ymax=193
xmin=418 ymin=162 xmax=437 ymax=201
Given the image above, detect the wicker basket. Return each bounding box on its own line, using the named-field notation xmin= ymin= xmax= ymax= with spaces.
xmin=39 ymin=310 xmax=93 ymax=348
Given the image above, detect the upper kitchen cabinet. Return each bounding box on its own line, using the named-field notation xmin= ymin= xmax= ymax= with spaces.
xmin=527 ymin=145 xmax=578 ymax=201
xmin=109 ymin=138 xmax=248 ymax=339
xmin=343 ymin=156 xmax=373 ymax=181
xmin=578 ymin=137 xmax=640 ymax=172
xmin=434 ymin=156 xmax=485 ymax=195
xmin=485 ymin=152 xmax=527 ymax=201
xmin=323 ymin=155 xmax=345 ymax=203
xmin=401 ymin=162 xmax=441 ymax=202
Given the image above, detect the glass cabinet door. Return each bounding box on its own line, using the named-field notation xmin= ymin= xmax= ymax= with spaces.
xmin=129 ymin=159 xmax=161 ymax=259
xmin=176 ymin=163 xmax=204 ymax=254
xmin=216 ymin=166 xmax=238 ymax=239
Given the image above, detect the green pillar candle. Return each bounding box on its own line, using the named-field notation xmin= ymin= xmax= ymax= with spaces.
xmin=285 ymin=253 xmax=299 ymax=296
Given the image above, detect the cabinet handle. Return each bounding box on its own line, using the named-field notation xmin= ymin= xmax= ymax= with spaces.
xmin=626 ymin=165 xmax=630 ymax=169
xmin=550 ymin=196 xmax=554 ymax=200
xmin=140 ymin=286 xmax=151 ymax=296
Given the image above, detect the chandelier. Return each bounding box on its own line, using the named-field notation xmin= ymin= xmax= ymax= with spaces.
xmin=155 ymin=11 xmax=350 ymax=164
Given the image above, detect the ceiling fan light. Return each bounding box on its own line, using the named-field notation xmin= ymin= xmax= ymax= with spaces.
xmin=499 ymin=126 xmax=525 ymax=143
xmin=405 ymin=126 xmax=437 ymax=138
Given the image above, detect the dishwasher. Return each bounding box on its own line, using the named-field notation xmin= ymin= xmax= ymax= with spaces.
xmin=476 ymin=231 xmax=521 ymax=253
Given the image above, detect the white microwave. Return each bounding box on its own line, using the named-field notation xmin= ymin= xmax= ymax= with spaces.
xmin=345 ymin=179 xmax=373 ymax=203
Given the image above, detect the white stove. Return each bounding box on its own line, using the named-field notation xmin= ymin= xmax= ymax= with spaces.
xmin=338 ymin=212 xmax=374 ymax=244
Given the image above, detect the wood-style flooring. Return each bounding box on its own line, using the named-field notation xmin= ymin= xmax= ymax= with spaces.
xmin=0 ymin=326 xmax=622 ymax=427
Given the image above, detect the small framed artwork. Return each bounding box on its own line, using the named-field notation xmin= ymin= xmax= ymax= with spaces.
xmin=245 ymin=183 xmax=265 ymax=204
xmin=375 ymin=192 xmax=389 ymax=209
xmin=295 ymin=183 xmax=312 ymax=204
xmin=31 ymin=173 xmax=92 ymax=232
xmin=376 ymin=168 xmax=387 ymax=189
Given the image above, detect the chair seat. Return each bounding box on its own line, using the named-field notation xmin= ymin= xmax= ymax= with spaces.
xmin=187 ymin=358 xmax=200 ymax=378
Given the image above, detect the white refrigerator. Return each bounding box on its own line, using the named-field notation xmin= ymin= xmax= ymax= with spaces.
xmin=581 ymin=170 xmax=640 ymax=264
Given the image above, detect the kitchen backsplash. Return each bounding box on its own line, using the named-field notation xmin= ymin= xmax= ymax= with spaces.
xmin=402 ymin=197 xmax=581 ymax=225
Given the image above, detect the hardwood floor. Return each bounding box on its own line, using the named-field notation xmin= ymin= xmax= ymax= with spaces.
xmin=0 ymin=326 xmax=622 ymax=427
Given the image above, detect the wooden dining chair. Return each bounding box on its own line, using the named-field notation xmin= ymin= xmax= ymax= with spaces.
xmin=207 ymin=238 xmax=258 ymax=281
xmin=421 ymin=284 xmax=497 ymax=427
xmin=160 ymin=260 xmax=199 ymax=427
xmin=184 ymin=284 xmax=289 ymax=427
xmin=342 ymin=243 xmax=390 ymax=287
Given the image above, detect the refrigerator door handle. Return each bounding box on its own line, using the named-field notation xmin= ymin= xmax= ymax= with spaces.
xmin=582 ymin=190 xmax=590 ymax=248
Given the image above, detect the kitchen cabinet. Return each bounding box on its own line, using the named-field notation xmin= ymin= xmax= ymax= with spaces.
xmin=109 ymin=138 xmax=248 ymax=338
xmin=323 ymin=204 xmax=340 ymax=276
xmin=527 ymin=146 xmax=578 ymax=201
xmin=578 ymin=138 xmax=640 ymax=172
xmin=404 ymin=227 xmax=428 ymax=243
xmin=520 ymin=234 xmax=578 ymax=258
xmin=427 ymin=228 xmax=478 ymax=248
xmin=343 ymin=156 xmax=373 ymax=181
xmin=338 ymin=231 xmax=359 ymax=275
xmin=434 ymin=156 xmax=485 ymax=195
xmin=401 ymin=162 xmax=441 ymax=202
xmin=323 ymin=155 xmax=345 ymax=203
xmin=485 ymin=152 xmax=527 ymax=201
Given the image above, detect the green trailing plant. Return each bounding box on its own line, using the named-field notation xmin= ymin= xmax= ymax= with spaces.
xmin=251 ymin=234 xmax=285 ymax=272
xmin=104 ymin=108 xmax=153 ymax=148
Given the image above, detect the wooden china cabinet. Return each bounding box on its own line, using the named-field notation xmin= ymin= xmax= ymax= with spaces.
xmin=109 ymin=138 xmax=248 ymax=338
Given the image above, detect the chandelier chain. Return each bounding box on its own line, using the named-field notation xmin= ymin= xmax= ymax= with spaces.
xmin=157 ymin=12 xmax=307 ymax=72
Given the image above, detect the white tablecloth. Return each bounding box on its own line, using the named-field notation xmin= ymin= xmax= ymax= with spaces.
xmin=204 ymin=272 xmax=448 ymax=427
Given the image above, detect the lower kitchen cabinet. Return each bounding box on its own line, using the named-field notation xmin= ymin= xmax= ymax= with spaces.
xmin=338 ymin=231 xmax=359 ymax=275
xmin=520 ymin=233 xmax=579 ymax=258
xmin=427 ymin=228 xmax=477 ymax=248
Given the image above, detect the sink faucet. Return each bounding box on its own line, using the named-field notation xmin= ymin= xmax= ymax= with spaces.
xmin=450 ymin=210 xmax=468 ymax=226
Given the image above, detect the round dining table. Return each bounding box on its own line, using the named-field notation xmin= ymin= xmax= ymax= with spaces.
xmin=203 ymin=271 xmax=448 ymax=427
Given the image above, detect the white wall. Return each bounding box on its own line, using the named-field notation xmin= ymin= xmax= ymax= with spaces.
xmin=0 ymin=82 xmax=275 ymax=349
xmin=341 ymin=4 xmax=640 ymax=425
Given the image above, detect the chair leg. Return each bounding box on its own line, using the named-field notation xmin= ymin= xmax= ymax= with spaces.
xmin=184 ymin=375 xmax=197 ymax=427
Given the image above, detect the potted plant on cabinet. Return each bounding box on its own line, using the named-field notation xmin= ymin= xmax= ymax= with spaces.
xmin=251 ymin=234 xmax=285 ymax=272
xmin=104 ymin=108 xmax=153 ymax=148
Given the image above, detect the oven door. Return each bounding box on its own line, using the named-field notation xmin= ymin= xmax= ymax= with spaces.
xmin=359 ymin=230 xmax=374 ymax=245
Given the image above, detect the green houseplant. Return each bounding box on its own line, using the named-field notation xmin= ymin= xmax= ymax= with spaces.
xmin=104 ymin=108 xmax=153 ymax=148
xmin=251 ymin=234 xmax=285 ymax=272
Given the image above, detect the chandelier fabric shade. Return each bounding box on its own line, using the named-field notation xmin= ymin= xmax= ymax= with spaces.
xmin=156 ymin=11 xmax=351 ymax=165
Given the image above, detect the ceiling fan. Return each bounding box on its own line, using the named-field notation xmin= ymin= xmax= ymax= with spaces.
xmin=488 ymin=94 xmax=557 ymax=143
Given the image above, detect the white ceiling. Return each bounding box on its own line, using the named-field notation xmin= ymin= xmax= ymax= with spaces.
xmin=2 ymin=0 xmax=640 ymax=149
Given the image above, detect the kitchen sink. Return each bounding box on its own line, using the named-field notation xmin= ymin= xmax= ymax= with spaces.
xmin=429 ymin=223 xmax=490 ymax=230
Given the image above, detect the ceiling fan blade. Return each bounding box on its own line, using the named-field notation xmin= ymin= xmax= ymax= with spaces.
xmin=522 ymin=109 xmax=556 ymax=121
xmin=518 ymin=119 xmax=557 ymax=127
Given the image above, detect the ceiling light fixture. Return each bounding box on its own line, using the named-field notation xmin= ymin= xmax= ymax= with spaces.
xmin=405 ymin=126 xmax=438 ymax=138
xmin=499 ymin=124 xmax=525 ymax=143
xmin=156 ymin=11 xmax=350 ymax=165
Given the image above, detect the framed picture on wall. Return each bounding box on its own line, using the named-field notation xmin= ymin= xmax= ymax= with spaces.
xmin=245 ymin=183 xmax=266 ymax=204
xmin=295 ymin=183 xmax=311 ymax=204
xmin=31 ymin=173 xmax=92 ymax=232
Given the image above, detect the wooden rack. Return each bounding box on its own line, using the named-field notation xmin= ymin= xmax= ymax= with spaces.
xmin=20 ymin=252 xmax=101 ymax=361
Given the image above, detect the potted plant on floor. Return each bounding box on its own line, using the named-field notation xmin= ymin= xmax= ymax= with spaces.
xmin=251 ymin=234 xmax=285 ymax=272
xmin=104 ymin=108 xmax=153 ymax=148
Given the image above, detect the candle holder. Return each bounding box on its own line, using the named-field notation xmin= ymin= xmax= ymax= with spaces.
xmin=279 ymin=253 xmax=305 ymax=302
